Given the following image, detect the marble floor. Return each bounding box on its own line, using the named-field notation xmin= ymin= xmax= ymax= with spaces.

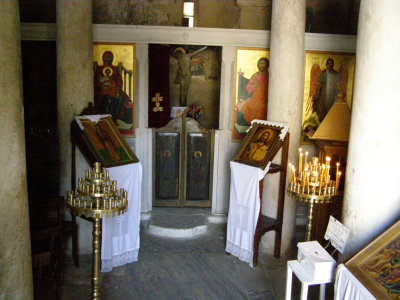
xmin=61 ymin=208 xmax=334 ymax=300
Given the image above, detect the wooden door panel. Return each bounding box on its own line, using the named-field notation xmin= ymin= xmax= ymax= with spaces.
xmin=153 ymin=118 xmax=212 ymax=207
xmin=186 ymin=132 xmax=211 ymax=203
xmin=155 ymin=132 xmax=180 ymax=203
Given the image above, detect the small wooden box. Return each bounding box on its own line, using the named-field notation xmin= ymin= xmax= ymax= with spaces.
xmin=297 ymin=241 xmax=336 ymax=281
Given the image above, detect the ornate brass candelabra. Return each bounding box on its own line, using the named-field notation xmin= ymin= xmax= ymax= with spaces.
xmin=287 ymin=150 xmax=341 ymax=241
xmin=66 ymin=162 xmax=128 ymax=300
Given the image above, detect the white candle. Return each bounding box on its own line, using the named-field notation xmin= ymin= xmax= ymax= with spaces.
xmin=326 ymin=157 xmax=331 ymax=179
xmin=299 ymin=153 xmax=303 ymax=175
xmin=336 ymin=171 xmax=342 ymax=190
xmin=293 ymin=168 xmax=296 ymax=182
xmin=299 ymin=148 xmax=303 ymax=174
xmin=335 ymin=162 xmax=340 ymax=189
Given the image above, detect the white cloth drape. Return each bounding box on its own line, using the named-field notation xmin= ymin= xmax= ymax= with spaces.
xmin=101 ymin=162 xmax=142 ymax=272
xmin=74 ymin=114 xmax=111 ymax=130
xmin=334 ymin=264 xmax=376 ymax=300
xmin=225 ymin=161 xmax=270 ymax=267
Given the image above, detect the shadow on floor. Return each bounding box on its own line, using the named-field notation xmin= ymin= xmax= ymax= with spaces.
xmin=61 ymin=209 xmax=334 ymax=300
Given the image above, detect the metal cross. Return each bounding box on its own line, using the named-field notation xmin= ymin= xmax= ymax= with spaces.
xmin=152 ymin=92 xmax=164 ymax=112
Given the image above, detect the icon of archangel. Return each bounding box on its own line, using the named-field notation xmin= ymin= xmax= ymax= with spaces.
xmin=302 ymin=53 xmax=355 ymax=142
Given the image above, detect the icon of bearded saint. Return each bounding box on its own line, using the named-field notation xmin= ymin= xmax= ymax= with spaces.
xmin=305 ymin=58 xmax=349 ymax=125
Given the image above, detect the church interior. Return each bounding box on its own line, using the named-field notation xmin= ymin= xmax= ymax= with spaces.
xmin=1 ymin=0 xmax=400 ymax=299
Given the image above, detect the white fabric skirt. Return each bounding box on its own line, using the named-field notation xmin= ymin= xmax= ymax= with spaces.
xmin=225 ymin=161 xmax=270 ymax=267
xmin=101 ymin=162 xmax=142 ymax=272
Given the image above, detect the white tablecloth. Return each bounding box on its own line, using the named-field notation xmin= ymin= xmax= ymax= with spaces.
xmin=101 ymin=162 xmax=142 ymax=272
xmin=334 ymin=264 xmax=376 ymax=300
xmin=225 ymin=161 xmax=270 ymax=267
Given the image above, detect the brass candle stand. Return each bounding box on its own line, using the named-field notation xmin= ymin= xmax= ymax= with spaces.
xmin=288 ymin=191 xmax=334 ymax=241
xmin=287 ymin=151 xmax=341 ymax=241
xmin=66 ymin=162 xmax=128 ymax=300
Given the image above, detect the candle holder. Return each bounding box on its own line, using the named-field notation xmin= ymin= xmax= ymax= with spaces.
xmin=66 ymin=162 xmax=128 ymax=300
xmin=287 ymin=151 xmax=340 ymax=241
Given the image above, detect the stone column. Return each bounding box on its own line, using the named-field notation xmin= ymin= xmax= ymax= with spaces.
xmin=57 ymin=0 xmax=93 ymax=194
xmin=342 ymin=0 xmax=400 ymax=260
xmin=0 ymin=0 xmax=33 ymax=298
xmin=262 ymin=0 xmax=306 ymax=254
xmin=57 ymin=0 xmax=94 ymax=253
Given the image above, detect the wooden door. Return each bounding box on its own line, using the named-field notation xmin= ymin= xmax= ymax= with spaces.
xmin=153 ymin=117 xmax=212 ymax=207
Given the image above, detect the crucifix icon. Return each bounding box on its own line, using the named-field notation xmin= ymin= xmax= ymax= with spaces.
xmin=152 ymin=92 xmax=164 ymax=112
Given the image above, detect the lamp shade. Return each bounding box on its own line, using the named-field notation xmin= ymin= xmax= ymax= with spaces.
xmin=311 ymin=101 xmax=351 ymax=142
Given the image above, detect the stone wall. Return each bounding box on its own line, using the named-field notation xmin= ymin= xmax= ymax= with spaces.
xmin=236 ymin=0 xmax=272 ymax=30
xmin=196 ymin=0 xmax=240 ymax=29
xmin=19 ymin=0 xmax=360 ymax=35
xmin=93 ymin=0 xmax=184 ymax=26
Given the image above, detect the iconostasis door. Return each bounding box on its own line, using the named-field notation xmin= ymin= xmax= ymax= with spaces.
xmin=153 ymin=117 xmax=213 ymax=207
